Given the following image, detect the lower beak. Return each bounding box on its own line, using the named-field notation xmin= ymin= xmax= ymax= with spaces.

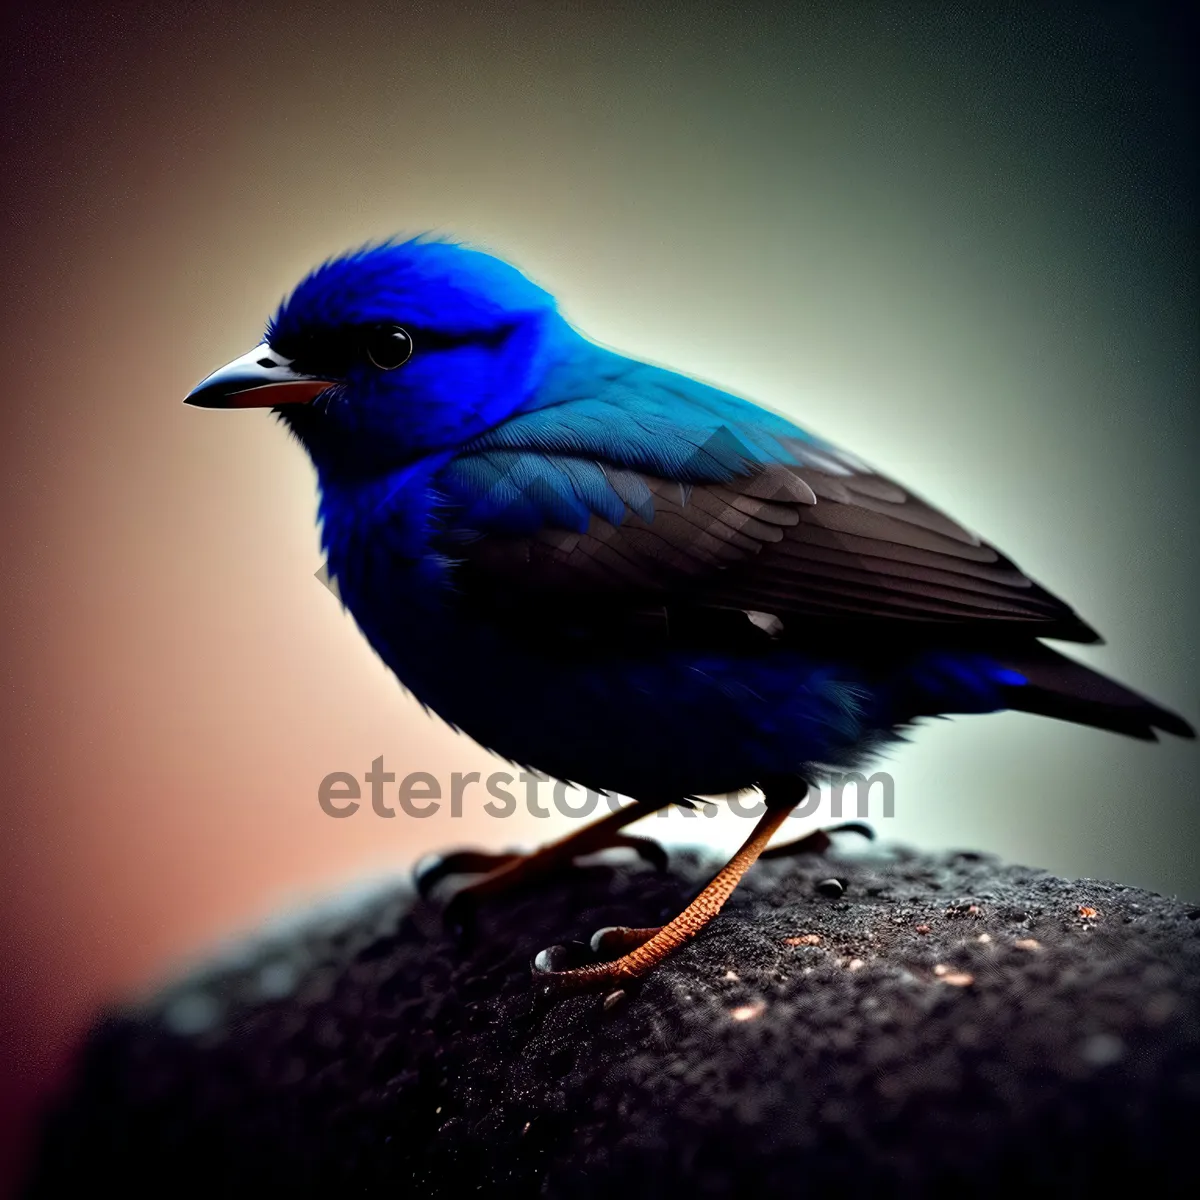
xmin=184 ymin=344 xmax=336 ymax=408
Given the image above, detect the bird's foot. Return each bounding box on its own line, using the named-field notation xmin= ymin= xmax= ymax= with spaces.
xmin=413 ymin=802 xmax=672 ymax=937
xmin=415 ymin=817 xmax=868 ymax=905
xmin=414 ymin=833 xmax=668 ymax=899
xmin=531 ymin=800 xmax=797 ymax=997
xmin=759 ymin=820 xmax=875 ymax=859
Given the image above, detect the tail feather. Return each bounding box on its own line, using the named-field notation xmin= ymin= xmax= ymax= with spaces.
xmin=999 ymin=644 xmax=1195 ymax=742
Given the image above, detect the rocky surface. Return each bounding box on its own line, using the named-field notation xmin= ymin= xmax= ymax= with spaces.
xmin=23 ymin=841 xmax=1200 ymax=1197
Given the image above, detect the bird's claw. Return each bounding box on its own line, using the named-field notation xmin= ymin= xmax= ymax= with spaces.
xmin=414 ymin=830 xmax=670 ymax=917
xmin=595 ymin=834 xmax=670 ymax=873
xmin=826 ymin=820 xmax=875 ymax=841
xmin=440 ymin=885 xmax=482 ymax=942
xmin=412 ymin=848 xmax=525 ymax=899
xmin=531 ymin=940 xmax=646 ymax=1003
xmin=531 ymin=941 xmax=592 ymax=974
xmin=760 ymin=820 xmax=875 ymax=860
xmin=589 ymin=924 xmax=662 ymax=957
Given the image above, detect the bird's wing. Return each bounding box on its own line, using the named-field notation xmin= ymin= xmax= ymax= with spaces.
xmin=432 ymin=348 xmax=1099 ymax=644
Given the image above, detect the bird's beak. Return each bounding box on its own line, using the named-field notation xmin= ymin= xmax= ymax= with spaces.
xmin=184 ymin=344 xmax=337 ymax=408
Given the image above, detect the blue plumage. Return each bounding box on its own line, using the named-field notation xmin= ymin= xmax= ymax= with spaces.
xmin=188 ymin=236 xmax=1194 ymax=806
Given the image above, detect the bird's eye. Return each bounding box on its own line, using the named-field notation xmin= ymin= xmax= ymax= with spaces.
xmin=365 ymin=324 xmax=414 ymax=370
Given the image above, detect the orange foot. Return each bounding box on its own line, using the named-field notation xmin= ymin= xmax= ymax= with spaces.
xmin=531 ymin=785 xmax=873 ymax=996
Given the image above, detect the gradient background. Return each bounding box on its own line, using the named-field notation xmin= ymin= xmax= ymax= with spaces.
xmin=1 ymin=0 xmax=1197 ymax=1191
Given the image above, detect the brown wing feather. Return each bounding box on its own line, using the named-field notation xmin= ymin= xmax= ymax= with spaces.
xmin=453 ymin=458 xmax=1100 ymax=644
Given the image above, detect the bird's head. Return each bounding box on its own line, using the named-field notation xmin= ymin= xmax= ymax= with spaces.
xmin=185 ymin=237 xmax=564 ymax=477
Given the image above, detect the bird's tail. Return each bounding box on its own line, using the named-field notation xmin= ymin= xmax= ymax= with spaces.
xmin=997 ymin=642 xmax=1195 ymax=742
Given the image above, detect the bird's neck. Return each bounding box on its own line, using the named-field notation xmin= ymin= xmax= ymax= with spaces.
xmin=317 ymin=455 xmax=452 ymax=609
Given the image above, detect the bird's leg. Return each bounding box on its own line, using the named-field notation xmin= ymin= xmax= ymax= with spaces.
xmin=415 ymin=798 xmax=673 ymax=904
xmin=533 ymin=779 xmax=806 ymax=995
xmin=577 ymin=819 xmax=875 ymax=961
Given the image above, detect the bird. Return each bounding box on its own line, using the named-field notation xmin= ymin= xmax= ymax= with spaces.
xmin=185 ymin=235 xmax=1194 ymax=994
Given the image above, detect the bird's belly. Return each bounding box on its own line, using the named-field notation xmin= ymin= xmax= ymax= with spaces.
xmin=348 ymin=600 xmax=889 ymax=798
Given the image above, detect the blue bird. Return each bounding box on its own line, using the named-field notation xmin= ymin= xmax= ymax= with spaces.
xmin=186 ymin=236 xmax=1194 ymax=992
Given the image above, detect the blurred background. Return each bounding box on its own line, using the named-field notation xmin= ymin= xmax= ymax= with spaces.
xmin=1 ymin=0 xmax=1196 ymax=1191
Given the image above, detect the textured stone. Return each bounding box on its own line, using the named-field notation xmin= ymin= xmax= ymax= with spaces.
xmin=24 ymin=843 xmax=1200 ymax=1197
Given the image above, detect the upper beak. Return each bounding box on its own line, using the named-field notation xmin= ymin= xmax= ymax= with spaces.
xmin=184 ymin=344 xmax=337 ymax=408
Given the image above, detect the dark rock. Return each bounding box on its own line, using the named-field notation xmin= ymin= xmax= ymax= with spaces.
xmin=22 ymin=846 xmax=1200 ymax=1198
